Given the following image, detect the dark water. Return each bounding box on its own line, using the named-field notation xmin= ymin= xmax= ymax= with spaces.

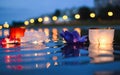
xmin=0 ymin=26 xmax=120 ymax=75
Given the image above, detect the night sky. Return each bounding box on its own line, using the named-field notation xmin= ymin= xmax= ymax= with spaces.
xmin=0 ymin=0 xmax=94 ymax=24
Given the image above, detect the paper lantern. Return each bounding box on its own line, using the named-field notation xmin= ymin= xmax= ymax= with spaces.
xmin=89 ymin=44 xmax=114 ymax=63
xmin=9 ymin=27 xmax=25 ymax=39
xmin=89 ymin=28 xmax=114 ymax=44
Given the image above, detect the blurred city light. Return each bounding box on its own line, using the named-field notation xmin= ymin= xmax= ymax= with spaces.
xmin=108 ymin=11 xmax=113 ymax=16
xmin=0 ymin=26 xmax=2 ymax=29
xmin=24 ymin=21 xmax=29 ymax=25
xmin=30 ymin=19 xmax=35 ymax=23
xmin=44 ymin=16 xmax=49 ymax=22
xmin=38 ymin=18 xmax=43 ymax=22
xmin=90 ymin=13 xmax=96 ymax=18
xmin=52 ymin=16 xmax=57 ymax=21
xmin=62 ymin=15 xmax=68 ymax=20
xmin=75 ymin=14 xmax=80 ymax=19
xmin=3 ymin=22 xmax=9 ymax=28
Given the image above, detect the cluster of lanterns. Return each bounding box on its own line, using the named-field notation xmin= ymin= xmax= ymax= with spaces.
xmin=0 ymin=27 xmax=115 ymax=48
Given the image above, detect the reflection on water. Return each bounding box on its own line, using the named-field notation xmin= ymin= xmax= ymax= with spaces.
xmin=0 ymin=28 xmax=120 ymax=75
xmin=89 ymin=44 xmax=114 ymax=63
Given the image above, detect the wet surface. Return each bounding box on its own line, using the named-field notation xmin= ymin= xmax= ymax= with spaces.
xmin=0 ymin=28 xmax=120 ymax=75
xmin=0 ymin=41 xmax=120 ymax=75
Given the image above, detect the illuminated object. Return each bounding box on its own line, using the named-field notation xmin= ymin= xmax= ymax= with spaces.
xmin=24 ymin=21 xmax=29 ymax=25
xmin=21 ymin=29 xmax=48 ymax=43
xmin=75 ymin=14 xmax=80 ymax=19
xmin=10 ymin=27 xmax=25 ymax=39
xmin=38 ymin=18 xmax=43 ymax=22
xmin=108 ymin=11 xmax=113 ymax=16
xmin=52 ymin=16 xmax=57 ymax=21
xmin=1 ymin=27 xmax=25 ymax=44
xmin=0 ymin=26 xmax=2 ymax=29
xmin=3 ymin=22 xmax=9 ymax=28
xmin=30 ymin=19 xmax=35 ymax=23
xmin=90 ymin=13 xmax=96 ymax=18
xmin=89 ymin=28 xmax=114 ymax=44
xmin=89 ymin=44 xmax=114 ymax=63
xmin=62 ymin=15 xmax=68 ymax=20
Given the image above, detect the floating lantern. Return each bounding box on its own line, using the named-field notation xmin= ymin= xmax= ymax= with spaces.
xmin=10 ymin=27 xmax=25 ymax=39
xmin=89 ymin=28 xmax=114 ymax=44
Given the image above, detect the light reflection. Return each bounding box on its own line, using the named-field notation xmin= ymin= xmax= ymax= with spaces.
xmin=52 ymin=28 xmax=59 ymax=42
xmin=4 ymin=29 xmax=9 ymax=36
xmin=0 ymin=30 xmax=2 ymax=36
xmin=89 ymin=44 xmax=114 ymax=63
xmin=54 ymin=62 xmax=58 ymax=66
xmin=46 ymin=62 xmax=51 ymax=69
xmin=52 ymin=56 xmax=58 ymax=61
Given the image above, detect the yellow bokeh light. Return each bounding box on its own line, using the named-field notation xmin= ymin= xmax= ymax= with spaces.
xmin=75 ymin=14 xmax=80 ymax=19
xmin=0 ymin=26 xmax=2 ymax=29
xmin=52 ymin=16 xmax=57 ymax=21
xmin=108 ymin=11 xmax=113 ymax=16
xmin=44 ymin=16 xmax=49 ymax=22
xmin=30 ymin=19 xmax=35 ymax=23
xmin=24 ymin=21 xmax=29 ymax=25
xmin=62 ymin=15 xmax=68 ymax=20
xmin=38 ymin=18 xmax=43 ymax=22
xmin=90 ymin=13 xmax=96 ymax=18
xmin=3 ymin=22 xmax=9 ymax=28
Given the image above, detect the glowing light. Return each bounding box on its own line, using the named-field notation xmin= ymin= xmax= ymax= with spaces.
xmin=62 ymin=15 xmax=68 ymax=20
xmin=108 ymin=11 xmax=113 ymax=16
xmin=89 ymin=28 xmax=114 ymax=44
xmin=38 ymin=18 xmax=43 ymax=22
xmin=52 ymin=16 xmax=57 ymax=21
xmin=89 ymin=44 xmax=114 ymax=63
xmin=52 ymin=28 xmax=58 ymax=41
xmin=0 ymin=26 xmax=2 ymax=29
xmin=52 ymin=56 xmax=58 ymax=61
xmin=36 ymin=64 xmax=39 ymax=68
xmin=32 ymin=41 xmax=38 ymax=44
xmin=34 ymin=53 xmax=38 ymax=56
xmin=44 ymin=28 xmax=49 ymax=37
xmin=4 ymin=29 xmax=9 ymax=36
xmin=30 ymin=19 xmax=35 ymax=23
xmin=44 ymin=16 xmax=49 ymax=22
xmin=54 ymin=62 xmax=58 ymax=66
xmin=24 ymin=21 xmax=29 ymax=25
xmin=3 ymin=22 xmax=9 ymax=28
xmin=46 ymin=62 xmax=51 ymax=68
xmin=75 ymin=14 xmax=80 ymax=19
xmin=47 ymin=52 xmax=50 ymax=55
xmin=90 ymin=13 xmax=96 ymax=18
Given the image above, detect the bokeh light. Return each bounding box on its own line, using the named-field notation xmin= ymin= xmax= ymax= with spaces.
xmin=30 ymin=19 xmax=35 ymax=23
xmin=3 ymin=22 xmax=9 ymax=28
xmin=38 ymin=18 xmax=43 ymax=22
xmin=52 ymin=16 xmax=57 ymax=21
xmin=62 ymin=15 xmax=68 ymax=20
xmin=24 ymin=21 xmax=29 ymax=25
xmin=108 ymin=11 xmax=113 ymax=17
xmin=75 ymin=14 xmax=80 ymax=19
xmin=90 ymin=13 xmax=96 ymax=18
